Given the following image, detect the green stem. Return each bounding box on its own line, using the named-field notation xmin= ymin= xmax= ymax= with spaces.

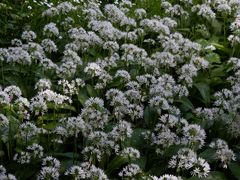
xmin=1 ymin=61 xmax=4 ymax=84
xmin=223 ymin=16 xmax=227 ymax=45
xmin=73 ymin=135 xmax=77 ymax=164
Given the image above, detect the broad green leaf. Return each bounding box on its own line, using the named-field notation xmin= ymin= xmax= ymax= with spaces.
xmin=229 ymin=162 xmax=240 ymax=180
xmin=163 ymin=144 xmax=184 ymax=158
xmin=77 ymin=91 xmax=89 ymax=106
xmin=124 ymin=128 xmax=148 ymax=149
xmin=14 ymin=164 xmax=38 ymax=180
xmin=133 ymin=157 xmax=147 ymax=170
xmin=199 ymin=148 xmax=216 ymax=162
xmin=196 ymin=39 xmax=209 ymax=47
xmin=194 ymin=83 xmax=210 ymax=105
xmin=47 ymin=103 xmax=76 ymax=112
xmin=147 ymin=161 xmax=168 ymax=176
xmin=210 ymin=42 xmax=231 ymax=53
xmin=53 ymin=152 xmax=81 ymax=159
xmin=205 ymin=53 xmax=221 ymax=64
xmin=176 ymin=97 xmax=194 ymax=111
xmin=106 ymin=156 xmax=129 ymax=175
xmin=86 ymin=84 xmax=97 ymax=97
xmin=38 ymin=113 xmax=71 ymax=124
xmin=144 ymin=106 xmax=154 ymax=126
xmin=210 ymin=19 xmax=222 ymax=34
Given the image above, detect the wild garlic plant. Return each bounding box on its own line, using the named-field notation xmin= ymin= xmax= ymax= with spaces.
xmin=0 ymin=0 xmax=240 ymax=179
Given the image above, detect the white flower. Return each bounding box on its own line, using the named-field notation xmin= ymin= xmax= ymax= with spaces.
xmin=41 ymin=39 xmax=58 ymax=53
xmin=115 ymin=70 xmax=131 ymax=82
xmin=103 ymin=41 xmax=119 ymax=53
xmin=169 ymin=148 xmax=210 ymax=178
xmin=119 ymin=164 xmax=141 ymax=177
xmin=84 ymin=62 xmax=102 ymax=77
xmin=110 ymin=120 xmax=133 ymax=141
xmin=192 ymin=4 xmax=216 ymax=20
xmin=6 ymin=47 xmax=31 ymax=64
xmin=134 ymin=8 xmax=147 ymax=19
xmin=16 ymin=121 xmax=40 ymax=140
xmin=11 ymin=39 xmax=22 ymax=47
xmin=43 ymin=23 xmax=59 ymax=37
xmin=0 ymin=114 xmax=9 ymax=127
xmin=42 ymin=156 xmax=60 ymax=169
xmin=38 ymin=167 xmax=59 ymax=180
xmin=35 ymin=79 xmax=52 ymax=91
xmin=210 ymin=139 xmax=236 ymax=168
xmin=65 ymin=165 xmax=86 ymax=179
xmin=56 ymin=2 xmax=76 ymax=14
xmin=42 ymin=7 xmax=59 ymax=17
xmin=151 ymin=174 xmax=182 ymax=180
xmin=13 ymin=151 xmax=31 ymax=164
xmin=27 ymin=143 xmax=44 ymax=158
xmin=182 ymin=124 xmax=206 ymax=149
xmin=119 ymin=147 xmax=140 ymax=159
xmin=64 ymin=117 xmax=86 ymax=137
xmin=21 ymin=31 xmax=37 ymax=42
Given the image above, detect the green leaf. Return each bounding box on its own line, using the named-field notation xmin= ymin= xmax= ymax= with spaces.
xmin=188 ymin=171 xmax=227 ymax=180
xmin=147 ymin=161 xmax=168 ymax=176
xmin=58 ymin=104 xmax=76 ymax=112
xmin=47 ymin=103 xmax=76 ymax=112
xmin=52 ymin=152 xmax=81 ymax=159
xmin=229 ymin=162 xmax=240 ymax=180
xmin=205 ymin=53 xmax=221 ymax=64
xmin=211 ymin=65 xmax=228 ymax=77
xmin=210 ymin=42 xmax=231 ymax=53
xmin=144 ymin=106 xmax=155 ymax=126
xmin=133 ymin=157 xmax=147 ymax=170
xmin=163 ymin=144 xmax=184 ymax=158
xmin=86 ymin=84 xmax=97 ymax=97
xmin=196 ymin=39 xmax=209 ymax=48
xmin=77 ymin=91 xmax=89 ymax=106
xmin=194 ymin=83 xmax=210 ymax=105
xmin=176 ymin=97 xmax=194 ymax=111
xmin=199 ymin=149 xmax=216 ymax=162
xmin=210 ymin=19 xmax=222 ymax=34
xmin=106 ymin=156 xmax=129 ymax=175
xmin=124 ymin=128 xmax=148 ymax=149
xmin=37 ymin=113 xmax=71 ymax=124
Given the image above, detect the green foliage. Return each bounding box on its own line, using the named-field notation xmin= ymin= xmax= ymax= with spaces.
xmin=0 ymin=0 xmax=240 ymax=179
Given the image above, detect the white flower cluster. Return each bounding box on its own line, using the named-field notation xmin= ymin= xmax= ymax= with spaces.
xmin=168 ymin=148 xmax=210 ymax=178
xmin=118 ymin=163 xmax=142 ymax=177
xmin=151 ymin=174 xmax=182 ymax=180
xmin=43 ymin=23 xmax=59 ymax=37
xmin=148 ymin=113 xmax=206 ymax=152
xmin=21 ymin=31 xmax=37 ymax=42
xmin=15 ymin=121 xmax=41 ymax=141
xmin=58 ymin=78 xmax=85 ymax=96
xmin=84 ymin=62 xmax=112 ymax=89
xmin=35 ymin=79 xmax=52 ymax=91
xmin=0 ymin=165 xmax=17 ymax=180
xmin=13 ymin=144 xmax=43 ymax=164
xmin=192 ymin=4 xmax=216 ymax=20
xmin=38 ymin=156 xmax=61 ymax=180
xmin=65 ymin=162 xmax=109 ymax=179
xmin=106 ymin=88 xmax=144 ymax=121
xmin=42 ymin=2 xmax=76 ymax=16
xmin=0 ymin=114 xmax=9 ymax=127
xmin=30 ymin=89 xmax=72 ymax=115
xmin=209 ymin=139 xmax=236 ymax=168
xmin=118 ymin=147 xmax=140 ymax=160
xmin=80 ymin=97 xmax=109 ymax=129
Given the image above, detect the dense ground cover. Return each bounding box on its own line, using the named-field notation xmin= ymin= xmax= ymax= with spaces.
xmin=1 ymin=0 xmax=240 ymax=179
